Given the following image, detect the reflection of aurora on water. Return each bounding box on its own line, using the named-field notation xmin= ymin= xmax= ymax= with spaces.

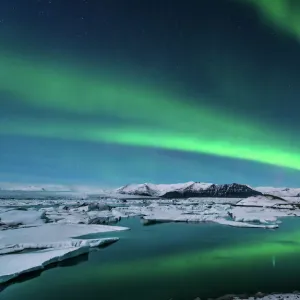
xmin=272 ymin=256 xmax=276 ymax=268
xmin=71 ymin=226 xmax=300 ymax=284
xmin=1 ymin=51 xmax=300 ymax=171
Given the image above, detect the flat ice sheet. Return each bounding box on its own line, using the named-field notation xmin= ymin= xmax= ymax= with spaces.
xmin=0 ymin=223 xmax=128 ymax=245
xmin=0 ymin=223 xmax=127 ymax=284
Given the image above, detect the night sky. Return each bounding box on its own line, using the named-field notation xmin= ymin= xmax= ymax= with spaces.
xmin=1 ymin=0 xmax=300 ymax=187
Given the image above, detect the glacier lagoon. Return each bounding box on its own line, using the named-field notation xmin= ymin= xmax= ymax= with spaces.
xmin=2 ymin=217 xmax=300 ymax=300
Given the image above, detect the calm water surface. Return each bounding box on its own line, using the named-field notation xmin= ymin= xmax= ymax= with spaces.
xmin=2 ymin=217 xmax=300 ymax=300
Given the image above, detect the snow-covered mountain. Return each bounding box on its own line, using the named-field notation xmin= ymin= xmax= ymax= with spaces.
xmin=0 ymin=183 xmax=106 ymax=194
xmin=3 ymin=181 xmax=300 ymax=199
xmin=255 ymin=186 xmax=300 ymax=197
xmin=0 ymin=183 xmax=72 ymax=192
xmin=116 ymin=181 xmax=198 ymax=197
xmin=116 ymin=182 xmax=262 ymax=198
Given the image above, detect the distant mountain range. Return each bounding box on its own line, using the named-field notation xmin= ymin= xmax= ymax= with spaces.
xmin=116 ymin=182 xmax=300 ymax=198
xmin=255 ymin=186 xmax=300 ymax=197
xmin=0 ymin=183 xmax=71 ymax=192
xmin=1 ymin=182 xmax=300 ymax=199
xmin=0 ymin=183 xmax=105 ymax=193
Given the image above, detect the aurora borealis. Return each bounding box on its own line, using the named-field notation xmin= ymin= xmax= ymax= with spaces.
xmin=244 ymin=0 xmax=300 ymax=40
xmin=1 ymin=0 xmax=300 ymax=186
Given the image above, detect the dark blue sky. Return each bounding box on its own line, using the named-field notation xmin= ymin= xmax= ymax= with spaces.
xmin=1 ymin=0 xmax=300 ymax=187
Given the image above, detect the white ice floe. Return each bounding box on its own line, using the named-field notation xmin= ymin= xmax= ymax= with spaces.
xmin=0 ymin=237 xmax=117 ymax=254
xmin=2 ymin=191 xmax=300 ymax=231
xmin=0 ymin=237 xmax=118 ymax=284
xmin=255 ymin=186 xmax=300 ymax=197
xmin=236 ymin=196 xmax=287 ymax=207
xmin=0 ymin=222 xmax=128 ymax=283
xmin=41 ymin=204 xmax=121 ymax=225
xmin=139 ymin=204 xmax=279 ymax=228
xmin=213 ymin=218 xmax=278 ymax=229
xmin=230 ymin=206 xmax=300 ymax=224
xmin=111 ymin=195 xmax=300 ymax=228
xmin=0 ymin=209 xmax=46 ymax=226
xmin=0 ymin=223 xmax=127 ymax=245
xmin=228 ymin=196 xmax=300 ymax=224
xmin=233 ymin=293 xmax=300 ymax=299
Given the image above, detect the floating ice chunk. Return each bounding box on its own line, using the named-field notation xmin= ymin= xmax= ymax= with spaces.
xmin=229 ymin=206 xmax=300 ymax=224
xmin=0 ymin=238 xmax=118 ymax=254
xmin=0 ymin=209 xmax=46 ymax=226
xmin=213 ymin=218 xmax=278 ymax=229
xmin=0 ymin=223 xmax=127 ymax=284
xmin=0 ymin=237 xmax=118 ymax=284
xmin=233 ymin=293 xmax=300 ymax=299
xmin=0 ymin=223 xmax=128 ymax=245
xmin=236 ymin=196 xmax=286 ymax=207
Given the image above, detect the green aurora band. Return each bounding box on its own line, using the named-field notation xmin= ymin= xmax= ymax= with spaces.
xmin=241 ymin=0 xmax=300 ymax=40
xmin=1 ymin=51 xmax=300 ymax=169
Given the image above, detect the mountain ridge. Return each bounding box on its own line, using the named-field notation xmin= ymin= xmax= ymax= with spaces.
xmin=116 ymin=182 xmax=263 ymax=198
